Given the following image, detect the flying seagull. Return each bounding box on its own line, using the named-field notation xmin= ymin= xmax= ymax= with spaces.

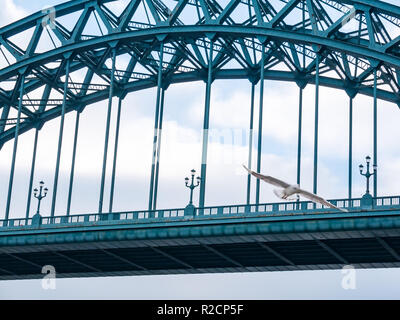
xmin=243 ymin=165 xmax=347 ymax=212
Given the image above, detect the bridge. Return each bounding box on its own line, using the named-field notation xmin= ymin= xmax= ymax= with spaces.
xmin=0 ymin=0 xmax=400 ymax=280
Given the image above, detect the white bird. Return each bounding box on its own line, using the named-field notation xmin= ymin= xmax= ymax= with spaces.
xmin=243 ymin=165 xmax=347 ymax=212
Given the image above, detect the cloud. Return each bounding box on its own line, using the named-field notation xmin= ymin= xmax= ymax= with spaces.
xmin=0 ymin=0 xmax=26 ymax=27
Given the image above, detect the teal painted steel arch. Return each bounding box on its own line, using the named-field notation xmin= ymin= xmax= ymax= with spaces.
xmin=0 ymin=0 xmax=399 ymax=146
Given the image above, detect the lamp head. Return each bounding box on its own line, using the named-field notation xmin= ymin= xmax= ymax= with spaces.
xmin=366 ymin=156 xmax=371 ymax=163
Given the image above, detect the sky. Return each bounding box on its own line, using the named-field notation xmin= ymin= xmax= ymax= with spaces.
xmin=0 ymin=0 xmax=400 ymax=300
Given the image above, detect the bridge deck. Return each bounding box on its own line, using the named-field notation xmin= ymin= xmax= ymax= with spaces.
xmin=1 ymin=196 xmax=400 ymax=280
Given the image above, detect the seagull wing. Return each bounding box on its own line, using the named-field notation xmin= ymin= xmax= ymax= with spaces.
xmin=297 ymin=188 xmax=348 ymax=212
xmin=243 ymin=165 xmax=290 ymax=188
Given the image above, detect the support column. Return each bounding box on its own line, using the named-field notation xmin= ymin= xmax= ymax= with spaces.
xmin=255 ymin=43 xmax=265 ymax=205
xmin=149 ymin=42 xmax=164 ymax=211
xmin=297 ymin=87 xmax=303 ymax=188
xmin=246 ymin=82 xmax=255 ymax=205
xmin=199 ymin=41 xmax=214 ymax=209
xmin=51 ymin=58 xmax=71 ymax=217
xmin=5 ymin=72 xmax=26 ymax=222
xmin=348 ymin=96 xmax=353 ymax=200
xmin=109 ymin=97 xmax=123 ymax=213
xmin=373 ymin=68 xmax=378 ymax=198
xmin=66 ymin=110 xmax=81 ymax=216
xmin=153 ymin=88 xmax=165 ymax=211
xmin=26 ymin=128 xmax=39 ymax=219
xmin=313 ymin=54 xmax=320 ymax=195
xmin=99 ymin=48 xmax=117 ymax=214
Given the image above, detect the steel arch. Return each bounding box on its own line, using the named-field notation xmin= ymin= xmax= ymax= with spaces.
xmin=0 ymin=0 xmax=399 ymax=147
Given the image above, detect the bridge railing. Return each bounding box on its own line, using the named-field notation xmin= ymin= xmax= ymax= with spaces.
xmin=1 ymin=195 xmax=400 ymax=229
xmin=375 ymin=196 xmax=400 ymax=207
xmin=198 ymin=200 xmax=350 ymax=216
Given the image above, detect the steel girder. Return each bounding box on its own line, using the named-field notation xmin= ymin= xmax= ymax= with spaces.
xmin=0 ymin=0 xmax=399 ymax=147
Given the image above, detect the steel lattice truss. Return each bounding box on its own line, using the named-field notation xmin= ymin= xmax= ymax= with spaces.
xmin=0 ymin=0 xmax=399 ymax=148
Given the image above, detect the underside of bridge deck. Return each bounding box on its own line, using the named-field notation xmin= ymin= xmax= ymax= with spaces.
xmin=1 ymin=236 xmax=400 ymax=280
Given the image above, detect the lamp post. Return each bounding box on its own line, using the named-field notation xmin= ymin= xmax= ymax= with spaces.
xmin=359 ymin=156 xmax=377 ymax=196
xmin=34 ymin=181 xmax=48 ymax=216
xmin=359 ymin=156 xmax=377 ymax=208
xmin=185 ymin=169 xmax=201 ymax=206
xmin=185 ymin=169 xmax=200 ymax=216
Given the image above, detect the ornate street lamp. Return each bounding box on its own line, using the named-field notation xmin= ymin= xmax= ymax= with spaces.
xmin=184 ymin=169 xmax=201 ymax=216
xmin=359 ymin=156 xmax=377 ymax=196
xmin=359 ymin=156 xmax=377 ymax=208
xmin=34 ymin=181 xmax=48 ymax=216
xmin=185 ymin=169 xmax=201 ymax=206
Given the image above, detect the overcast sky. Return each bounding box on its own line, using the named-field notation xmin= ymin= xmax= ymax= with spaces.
xmin=0 ymin=0 xmax=400 ymax=300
